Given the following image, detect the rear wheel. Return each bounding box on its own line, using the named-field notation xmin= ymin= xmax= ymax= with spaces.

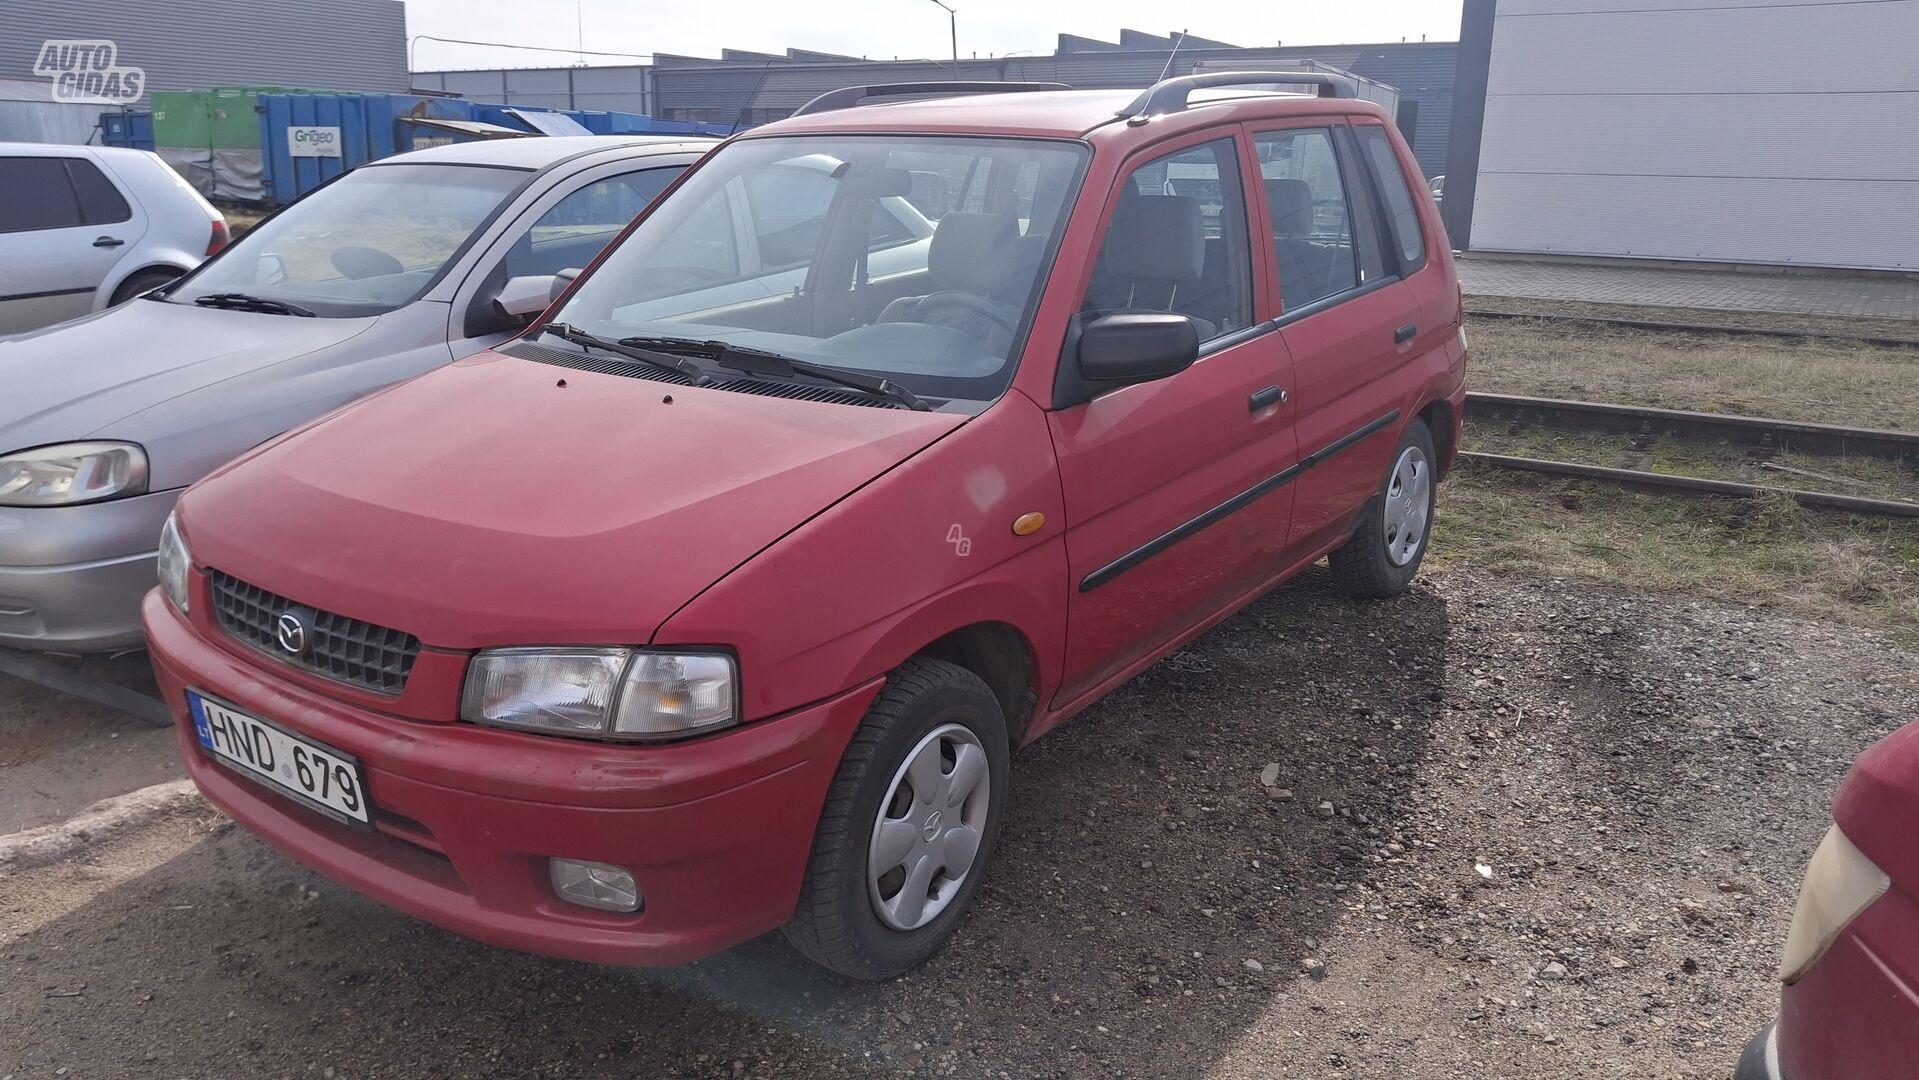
xmin=109 ymin=268 xmax=182 ymax=306
xmin=783 ymin=656 xmax=1008 ymax=980
xmin=1329 ymin=418 xmax=1437 ymax=598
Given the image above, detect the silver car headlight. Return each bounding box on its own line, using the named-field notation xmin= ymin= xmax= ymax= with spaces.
xmin=0 ymin=441 xmax=148 ymax=507
xmin=1779 ymin=824 xmax=1889 ymax=984
xmin=460 ymin=647 xmax=738 ymax=741
xmin=157 ymin=511 xmax=191 ymax=614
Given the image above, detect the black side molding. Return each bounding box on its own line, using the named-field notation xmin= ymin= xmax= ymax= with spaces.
xmin=1079 ymin=410 xmax=1401 ymax=592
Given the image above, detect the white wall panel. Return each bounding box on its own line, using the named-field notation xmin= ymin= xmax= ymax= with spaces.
xmin=1471 ymin=173 xmax=1918 ymax=268
xmin=1472 ymin=0 xmax=1919 ymax=268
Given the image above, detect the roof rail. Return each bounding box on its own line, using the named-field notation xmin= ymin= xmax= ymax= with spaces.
xmin=1117 ymin=71 xmax=1357 ymax=122
xmin=792 ymin=81 xmax=1072 ymax=117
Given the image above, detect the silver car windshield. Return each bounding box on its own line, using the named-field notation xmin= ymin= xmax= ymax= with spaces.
xmin=551 ymin=135 xmax=1088 ymax=403
xmin=165 ymin=163 xmax=529 ymax=318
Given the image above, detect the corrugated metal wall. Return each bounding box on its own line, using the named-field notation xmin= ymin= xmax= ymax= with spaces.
xmin=0 ymin=0 xmax=408 ymax=103
xmin=1469 ymin=0 xmax=1919 ymax=270
xmin=418 ymin=40 xmax=1459 ymax=176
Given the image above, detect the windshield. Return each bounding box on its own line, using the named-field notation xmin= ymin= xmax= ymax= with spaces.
xmin=551 ymin=135 xmax=1088 ymax=404
xmin=165 ymin=163 xmax=529 ymax=318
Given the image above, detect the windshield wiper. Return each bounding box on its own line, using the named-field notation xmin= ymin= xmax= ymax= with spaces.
xmin=618 ymin=335 xmax=932 ymax=412
xmin=539 ymin=324 xmax=711 ymax=384
xmin=191 ymin=292 xmax=317 ymax=317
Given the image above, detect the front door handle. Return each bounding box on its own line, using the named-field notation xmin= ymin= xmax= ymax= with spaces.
xmin=1394 ymin=322 xmax=1418 ymax=344
xmin=92 ymin=236 xmax=125 ymax=248
xmin=1248 ymin=385 xmax=1288 ymax=412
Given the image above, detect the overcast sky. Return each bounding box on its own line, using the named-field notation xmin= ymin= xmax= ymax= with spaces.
xmin=404 ymin=1 xmax=1466 ymax=70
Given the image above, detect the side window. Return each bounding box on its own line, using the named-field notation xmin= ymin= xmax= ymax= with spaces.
xmin=1079 ymin=137 xmax=1253 ymax=342
xmin=1357 ymin=126 xmax=1426 ymax=271
xmin=1254 ymin=129 xmax=1359 ymax=311
xmin=65 ymin=159 xmax=131 ymax=226
xmin=505 ymin=167 xmax=680 ymax=279
xmin=0 ymin=158 xmax=85 ymax=233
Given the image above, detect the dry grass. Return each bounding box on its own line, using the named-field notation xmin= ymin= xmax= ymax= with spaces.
xmin=1433 ymin=467 xmax=1919 ymax=649
xmin=1467 ymin=295 xmax=1919 ymax=343
xmin=1464 ymin=314 xmax=1919 ymax=430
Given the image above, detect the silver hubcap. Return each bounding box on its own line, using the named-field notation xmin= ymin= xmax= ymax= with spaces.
xmin=868 ymin=723 xmax=990 ymax=932
xmin=1383 ymin=445 xmax=1432 ymax=567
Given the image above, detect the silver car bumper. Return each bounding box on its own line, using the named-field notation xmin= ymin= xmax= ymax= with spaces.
xmin=0 ymin=489 xmax=179 ymax=653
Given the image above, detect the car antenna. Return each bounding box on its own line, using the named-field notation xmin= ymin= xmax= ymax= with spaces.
xmin=1157 ymin=29 xmax=1189 ymax=83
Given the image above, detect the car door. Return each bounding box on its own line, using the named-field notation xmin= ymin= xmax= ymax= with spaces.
xmin=0 ymin=156 xmax=134 ymax=333
xmin=447 ymin=160 xmax=685 ymax=357
xmin=1254 ymin=120 xmax=1422 ymax=563
xmin=1048 ymin=131 xmax=1299 ymax=707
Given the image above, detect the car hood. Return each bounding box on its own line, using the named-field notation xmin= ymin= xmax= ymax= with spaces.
xmin=179 ymin=349 xmax=966 ymax=649
xmin=0 ymin=298 xmax=377 ymax=456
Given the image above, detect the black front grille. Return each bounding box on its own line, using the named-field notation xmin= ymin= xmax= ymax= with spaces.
xmin=209 ymin=571 xmax=421 ymax=695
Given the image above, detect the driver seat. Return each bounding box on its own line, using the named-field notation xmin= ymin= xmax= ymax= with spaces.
xmin=877 ymin=212 xmax=1023 ymax=354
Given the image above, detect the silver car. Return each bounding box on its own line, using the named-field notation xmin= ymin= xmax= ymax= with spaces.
xmin=0 ymin=144 xmax=229 ymax=334
xmin=0 ymin=135 xmax=711 ymax=653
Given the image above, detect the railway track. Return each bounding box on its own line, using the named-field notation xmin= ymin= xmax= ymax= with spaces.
xmin=1465 ymin=306 xmax=1919 ymax=348
xmin=1461 ymin=392 xmax=1919 ymax=518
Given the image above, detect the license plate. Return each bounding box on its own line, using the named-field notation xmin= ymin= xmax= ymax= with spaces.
xmin=188 ymin=691 xmax=371 ymax=825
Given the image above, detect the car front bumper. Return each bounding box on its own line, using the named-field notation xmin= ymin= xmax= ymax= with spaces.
xmin=1749 ymin=886 xmax=1919 ymax=1080
xmin=143 ymin=587 xmax=877 ymax=967
xmin=0 ymin=489 xmax=179 ymax=652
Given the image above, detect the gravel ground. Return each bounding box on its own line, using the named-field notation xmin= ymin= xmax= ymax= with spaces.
xmin=1 ymin=566 xmax=1912 ymax=1079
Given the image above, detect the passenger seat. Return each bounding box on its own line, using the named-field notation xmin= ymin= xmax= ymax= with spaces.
xmin=1081 ymin=195 xmax=1215 ymax=338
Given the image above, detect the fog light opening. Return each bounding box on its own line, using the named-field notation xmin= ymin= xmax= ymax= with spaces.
xmin=549 ymin=858 xmax=642 ymax=913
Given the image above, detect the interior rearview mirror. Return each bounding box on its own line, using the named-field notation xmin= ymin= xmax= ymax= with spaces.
xmin=257 ymin=253 xmax=287 ymax=286
xmin=1054 ymin=313 xmax=1200 ymax=408
xmin=550 ymin=267 xmax=582 ymax=304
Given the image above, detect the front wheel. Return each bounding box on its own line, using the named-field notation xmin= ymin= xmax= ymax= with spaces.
xmin=783 ymin=657 xmax=1009 ymax=980
xmin=1329 ymin=417 xmax=1437 ymax=598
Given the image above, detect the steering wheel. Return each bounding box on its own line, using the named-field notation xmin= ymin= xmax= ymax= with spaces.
xmin=330 ymin=245 xmax=404 ymax=280
xmin=911 ymin=291 xmax=1019 ymax=334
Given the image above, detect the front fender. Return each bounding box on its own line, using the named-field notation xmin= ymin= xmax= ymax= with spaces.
xmin=654 ymin=390 xmax=1068 ymax=723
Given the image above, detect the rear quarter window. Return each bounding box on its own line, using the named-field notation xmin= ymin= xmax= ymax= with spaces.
xmin=1357 ymin=126 xmax=1425 ymax=271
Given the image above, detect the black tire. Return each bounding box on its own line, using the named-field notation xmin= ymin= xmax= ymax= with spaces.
xmin=1329 ymin=417 xmax=1438 ymax=599
xmin=783 ymin=656 xmax=1010 ymax=980
xmin=109 ymin=268 xmax=182 ymax=306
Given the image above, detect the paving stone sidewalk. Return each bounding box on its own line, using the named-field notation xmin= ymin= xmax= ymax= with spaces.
xmin=1459 ymin=258 xmax=1919 ymax=321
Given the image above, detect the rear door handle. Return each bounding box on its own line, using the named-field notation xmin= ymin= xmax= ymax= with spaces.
xmin=93 ymin=236 xmax=125 ymax=248
xmin=1248 ymin=385 xmax=1288 ymax=412
xmin=1395 ymin=322 xmax=1418 ymax=344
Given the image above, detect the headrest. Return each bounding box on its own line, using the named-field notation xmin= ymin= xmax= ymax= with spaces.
xmin=929 ymin=212 xmax=1020 ymax=293
xmin=1099 ymin=195 xmax=1204 ymax=283
xmin=1265 ymin=179 xmax=1315 ymax=237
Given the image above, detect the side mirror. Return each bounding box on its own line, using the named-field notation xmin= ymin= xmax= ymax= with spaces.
xmin=1053 ymin=313 xmax=1199 ymax=408
xmin=494 ymin=274 xmax=559 ymax=319
xmin=550 ymin=266 xmax=582 ymax=304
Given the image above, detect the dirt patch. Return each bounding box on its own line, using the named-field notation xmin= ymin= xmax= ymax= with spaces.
xmin=1463 ymin=313 xmax=1919 ymax=431
xmin=1 ymin=569 xmax=1911 ymax=1079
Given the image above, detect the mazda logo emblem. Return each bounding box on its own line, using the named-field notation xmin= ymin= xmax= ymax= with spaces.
xmin=275 ymin=612 xmax=307 ymax=656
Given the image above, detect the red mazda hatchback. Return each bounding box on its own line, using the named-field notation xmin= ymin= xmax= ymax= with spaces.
xmin=145 ymin=74 xmax=1466 ymax=978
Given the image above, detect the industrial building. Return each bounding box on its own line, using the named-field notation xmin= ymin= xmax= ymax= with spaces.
xmin=416 ymin=31 xmax=1460 ymax=177
xmin=1444 ymin=0 xmax=1919 ymax=271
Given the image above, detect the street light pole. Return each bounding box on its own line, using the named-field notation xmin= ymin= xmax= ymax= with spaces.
xmin=927 ymin=0 xmax=957 ymax=79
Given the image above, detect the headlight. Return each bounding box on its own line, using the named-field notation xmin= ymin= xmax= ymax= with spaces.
xmin=461 ymin=647 xmax=737 ymax=741
xmin=157 ymin=511 xmax=191 ymax=614
xmin=1779 ymin=825 xmax=1889 ymax=984
xmin=0 ymin=442 xmax=148 ymax=507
